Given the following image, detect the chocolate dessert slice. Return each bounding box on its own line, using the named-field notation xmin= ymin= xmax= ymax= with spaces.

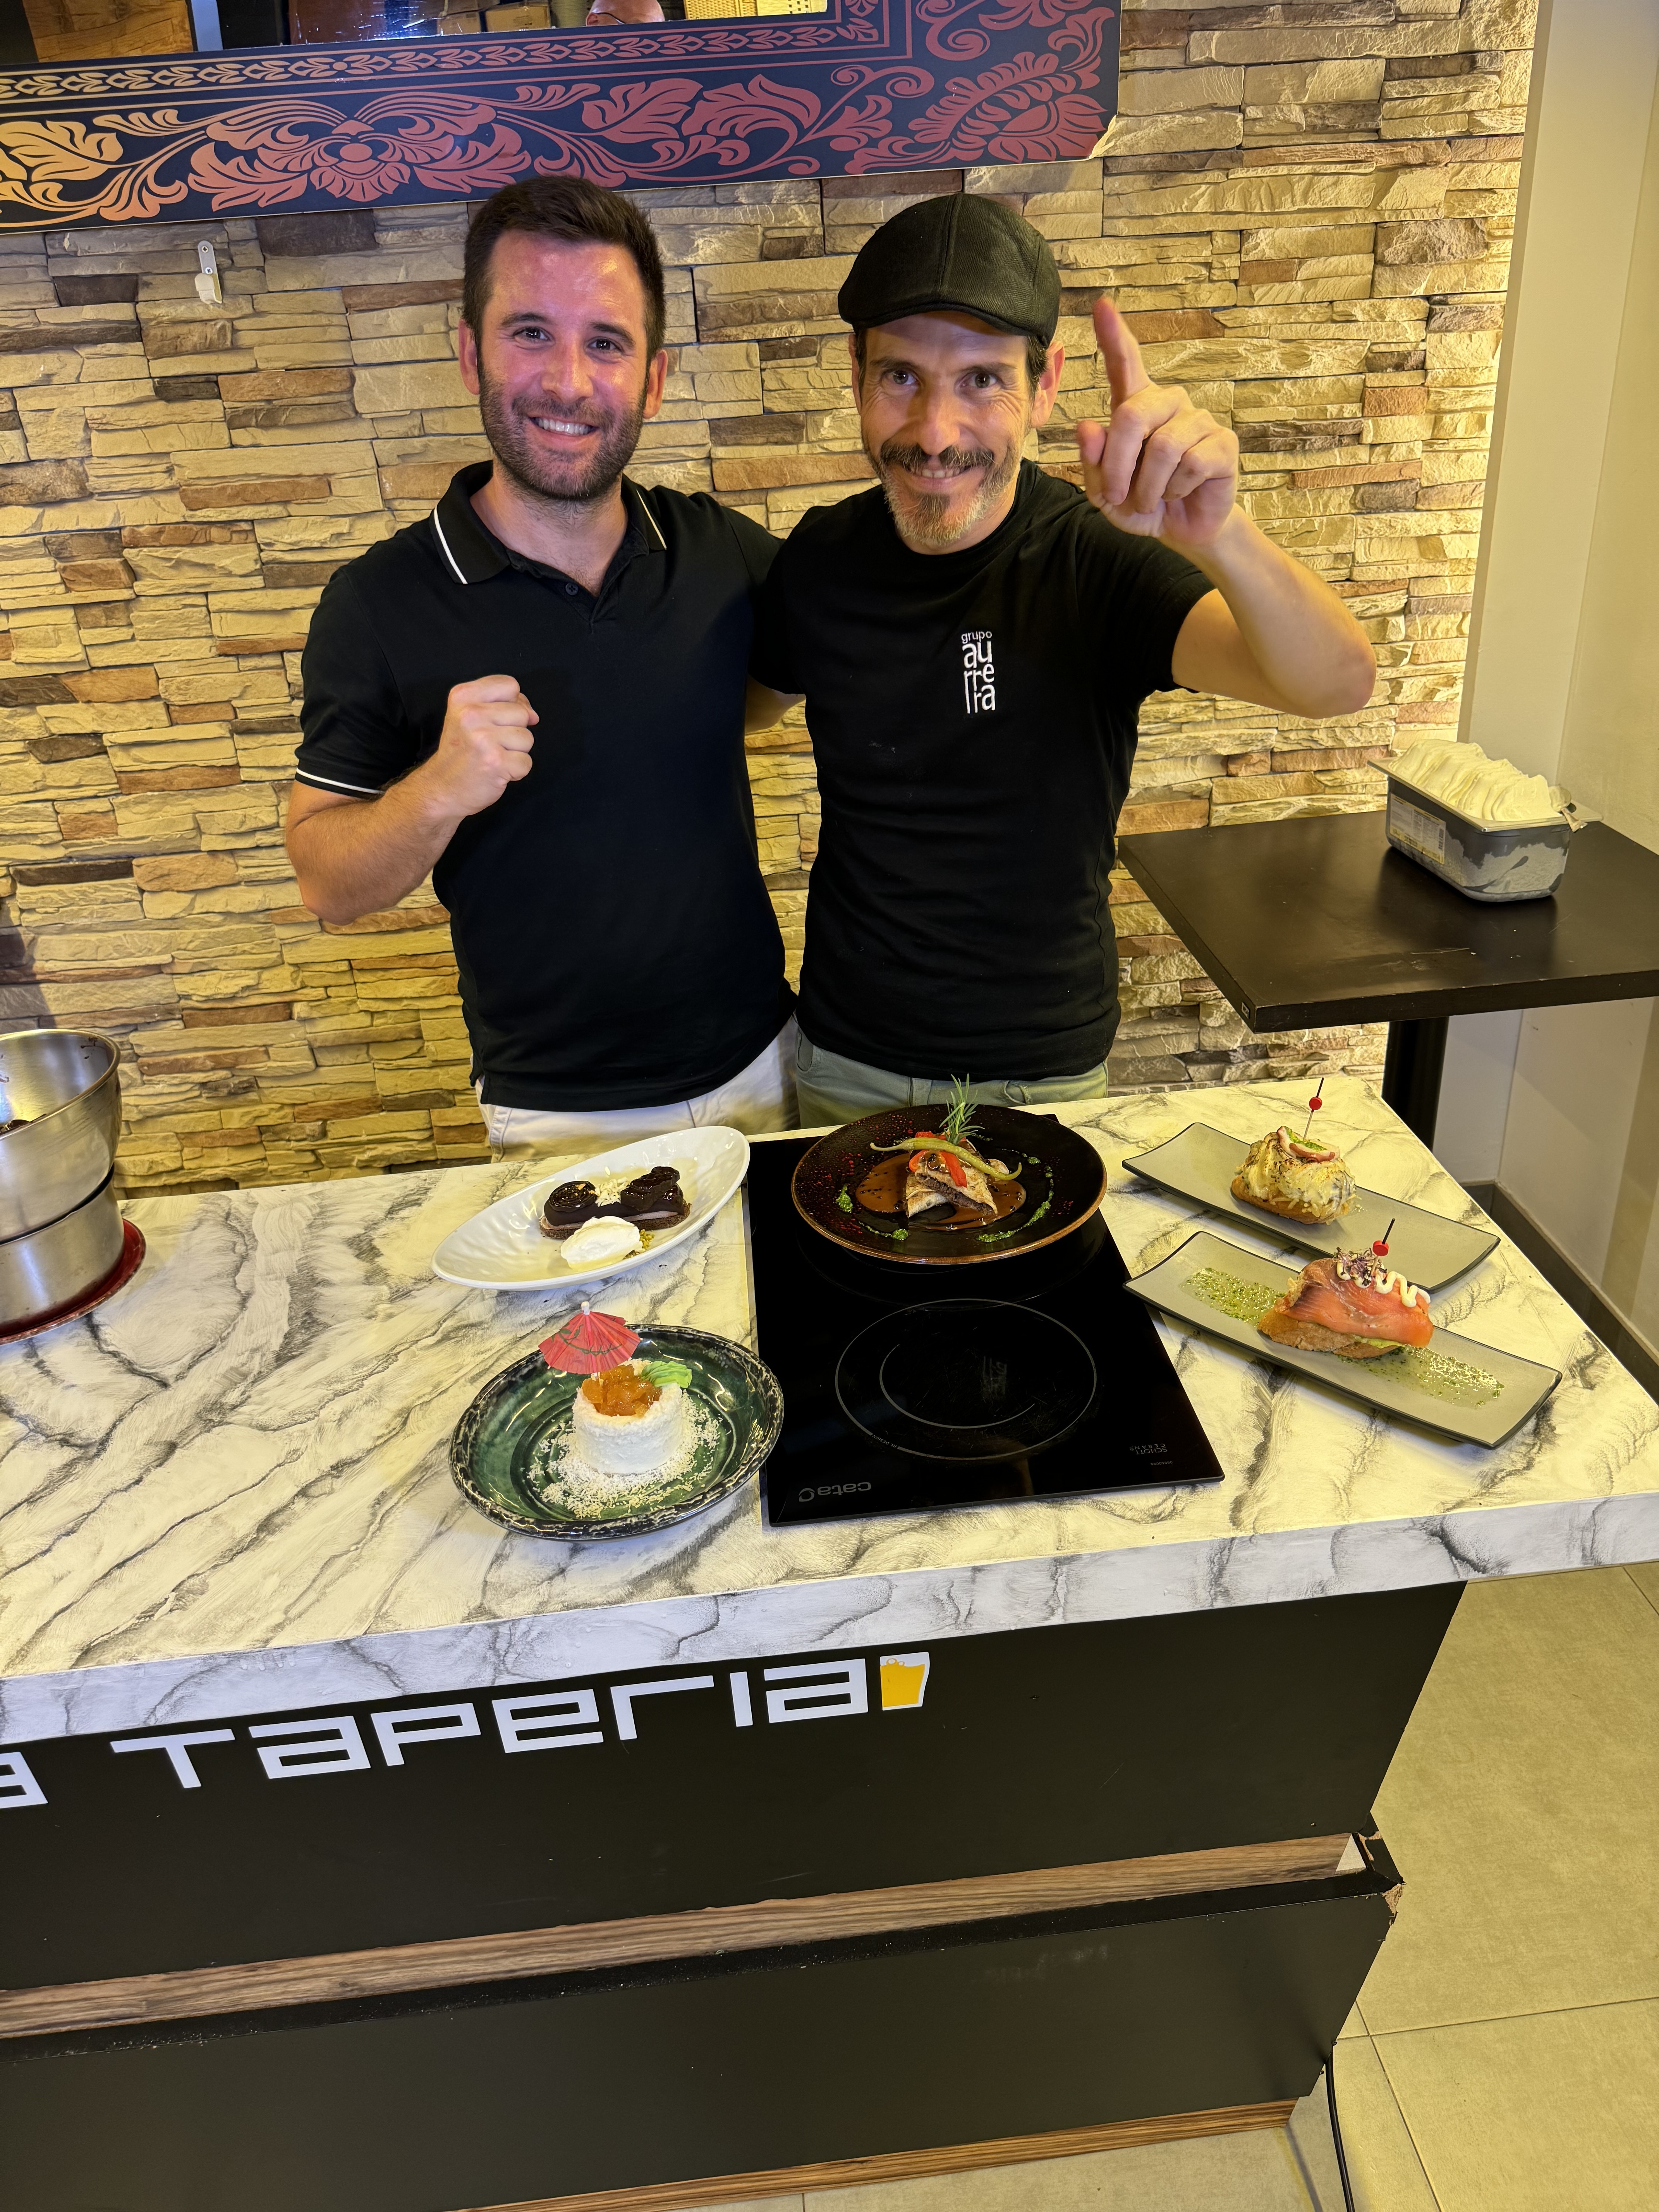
xmin=540 ymin=1180 xmax=601 ymax=1241
xmin=613 ymin=1166 xmax=689 ymax=1231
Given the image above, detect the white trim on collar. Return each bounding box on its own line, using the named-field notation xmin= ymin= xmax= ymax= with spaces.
xmin=638 ymin=489 xmax=667 ymax=550
xmin=430 ymin=507 xmax=470 ymax=585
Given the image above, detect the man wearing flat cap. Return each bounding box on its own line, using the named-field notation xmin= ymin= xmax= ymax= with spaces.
xmin=749 ymin=194 xmax=1376 ymax=1124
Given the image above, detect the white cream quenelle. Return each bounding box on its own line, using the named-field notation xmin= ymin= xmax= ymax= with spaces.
xmin=1393 ymin=739 xmax=1561 ymax=824
xmin=560 ymin=1215 xmax=642 ymax=1269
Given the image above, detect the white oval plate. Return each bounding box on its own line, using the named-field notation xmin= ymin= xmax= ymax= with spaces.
xmin=432 ymin=1127 xmax=750 ymax=1291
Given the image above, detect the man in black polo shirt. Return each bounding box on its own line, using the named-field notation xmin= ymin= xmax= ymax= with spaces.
xmin=750 ymin=196 xmax=1376 ymax=1125
xmin=286 ymin=178 xmax=796 ymax=1149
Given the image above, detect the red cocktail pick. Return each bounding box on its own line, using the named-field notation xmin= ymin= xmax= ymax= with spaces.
xmin=1302 ymin=1076 xmax=1326 ymax=1140
xmin=1372 ymin=1218 xmax=1396 ymax=1258
xmin=540 ymin=1301 xmax=640 ymax=1375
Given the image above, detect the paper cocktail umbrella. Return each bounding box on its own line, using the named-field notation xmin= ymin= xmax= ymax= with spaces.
xmin=539 ymin=1302 xmax=640 ymax=1375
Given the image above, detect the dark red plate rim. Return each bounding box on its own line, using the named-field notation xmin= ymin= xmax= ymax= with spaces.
xmin=0 ymin=1217 xmax=147 ymax=1345
xmin=790 ymin=1106 xmax=1107 ymax=1267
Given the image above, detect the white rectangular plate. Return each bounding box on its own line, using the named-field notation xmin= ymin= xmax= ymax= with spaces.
xmin=432 ymin=1127 xmax=750 ymax=1291
xmin=1126 ymin=1229 xmax=1559 ymax=1449
xmin=1126 ymin=1122 xmax=1497 ymax=1291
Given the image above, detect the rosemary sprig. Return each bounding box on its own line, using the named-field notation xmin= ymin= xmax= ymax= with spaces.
xmin=942 ymin=1073 xmax=981 ymax=1151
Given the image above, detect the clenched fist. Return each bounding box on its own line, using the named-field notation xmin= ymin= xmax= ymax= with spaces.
xmin=1076 ymin=297 xmax=1240 ymax=555
xmin=426 ymin=674 xmax=538 ymax=817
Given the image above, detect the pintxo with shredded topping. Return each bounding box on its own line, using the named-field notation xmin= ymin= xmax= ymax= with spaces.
xmin=1231 ymin=1123 xmax=1357 ymax=1226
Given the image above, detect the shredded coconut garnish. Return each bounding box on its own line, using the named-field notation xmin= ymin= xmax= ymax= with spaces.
xmin=531 ymin=1394 xmax=719 ymax=1518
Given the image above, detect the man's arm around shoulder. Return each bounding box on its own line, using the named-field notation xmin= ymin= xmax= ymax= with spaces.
xmin=287 ymin=675 xmax=539 ymax=924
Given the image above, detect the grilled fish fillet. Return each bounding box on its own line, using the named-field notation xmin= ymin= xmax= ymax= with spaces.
xmin=1258 ymin=1252 xmax=1432 ymax=1360
xmin=904 ymin=1151 xmax=1000 ymax=1218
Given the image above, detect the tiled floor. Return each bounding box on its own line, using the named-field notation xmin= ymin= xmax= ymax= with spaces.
xmin=715 ymin=1563 xmax=1659 ymax=2212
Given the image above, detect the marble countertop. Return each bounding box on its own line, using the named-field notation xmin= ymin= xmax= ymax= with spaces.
xmin=3 ymin=1077 xmax=1657 ymax=1745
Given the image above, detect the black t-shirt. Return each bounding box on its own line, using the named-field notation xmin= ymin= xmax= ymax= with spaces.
xmin=296 ymin=465 xmax=792 ymax=1111
xmin=750 ymin=462 xmax=1212 ymax=1079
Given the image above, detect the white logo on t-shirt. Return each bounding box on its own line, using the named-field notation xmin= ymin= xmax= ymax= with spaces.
xmin=962 ymin=630 xmax=996 ymax=716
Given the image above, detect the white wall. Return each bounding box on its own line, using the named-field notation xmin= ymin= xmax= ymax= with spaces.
xmin=1503 ymin=999 xmax=1657 ymax=1290
xmin=1433 ymin=0 xmax=1659 ymax=1295
xmin=1554 ymin=33 xmax=1659 ymax=854
xmin=1460 ymin=0 xmax=1659 ymax=783
xmin=1434 ymin=1010 xmax=1522 ymax=1185
xmin=1480 ymin=37 xmax=1659 ymax=1355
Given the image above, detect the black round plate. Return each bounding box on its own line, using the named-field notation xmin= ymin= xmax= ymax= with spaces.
xmin=835 ymin=1300 xmax=1097 ymax=1462
xmin=792 ymin=1104 xmax=1107 ymax=1266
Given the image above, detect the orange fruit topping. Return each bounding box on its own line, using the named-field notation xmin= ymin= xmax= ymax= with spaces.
xmin=580 ymin=1363 xmax=661 ymax=1418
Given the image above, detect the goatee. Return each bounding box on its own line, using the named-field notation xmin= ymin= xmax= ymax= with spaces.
xmin=870 ymin=434 xmax=1019 ymax=551
xmin=477 ymin=367 xmax=646 ymax=508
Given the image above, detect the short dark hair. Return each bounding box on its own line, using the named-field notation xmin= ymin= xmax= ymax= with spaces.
xmin=852 ymin=321 xmax=1051 ymax=390
xmin=462 ymin=178 xmax=666 ymax=361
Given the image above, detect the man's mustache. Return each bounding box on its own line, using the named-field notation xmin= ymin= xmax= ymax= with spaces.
xmin=879 ymin=440 xmax=997 ymax=479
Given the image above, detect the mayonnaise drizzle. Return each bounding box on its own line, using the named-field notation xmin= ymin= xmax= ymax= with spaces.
xmin=1334 ymin=1249 xmax=1428 ymax=1310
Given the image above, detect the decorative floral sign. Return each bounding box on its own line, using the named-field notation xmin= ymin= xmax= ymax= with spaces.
xmin=0 ymin=0 xmax=1116 ymax=227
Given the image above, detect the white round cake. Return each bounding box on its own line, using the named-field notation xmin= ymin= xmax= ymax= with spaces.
xmin=570 ymin=1370 xmax=688 ymax=1480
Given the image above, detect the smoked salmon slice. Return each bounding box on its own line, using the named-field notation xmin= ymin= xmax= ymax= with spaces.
xmin=1259 ymin=1250 xmax=1432 ymax=1359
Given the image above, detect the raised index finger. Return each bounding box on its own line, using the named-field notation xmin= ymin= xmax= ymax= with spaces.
xmin=1093 ymin=295 xmax=1149 ymax=410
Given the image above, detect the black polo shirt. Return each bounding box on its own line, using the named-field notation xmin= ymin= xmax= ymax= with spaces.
xmin=750 ymin=462 xmax=1212 ymax=1079
xmin=296 ymin=464 xmax=791 ymax=1111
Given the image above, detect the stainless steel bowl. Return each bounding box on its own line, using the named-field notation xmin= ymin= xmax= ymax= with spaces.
xmin=0 ymin=1029 xmax=122 ymax=1240
xmin=0 ymin=1171 xmax=125 ymax=1328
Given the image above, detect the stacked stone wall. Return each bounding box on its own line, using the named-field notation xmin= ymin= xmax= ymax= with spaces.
xmin=0 ymin=0 xmax=1536 ymax=1192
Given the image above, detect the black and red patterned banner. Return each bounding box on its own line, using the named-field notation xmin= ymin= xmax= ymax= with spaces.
xmin=0 ymin=0 xmax=1117 ymax=228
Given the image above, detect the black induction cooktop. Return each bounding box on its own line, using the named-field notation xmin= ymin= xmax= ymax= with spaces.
xmin=752 ymin=1138 xmax=1225 ymax=1526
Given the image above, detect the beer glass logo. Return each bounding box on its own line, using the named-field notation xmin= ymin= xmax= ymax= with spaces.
xmin=879 ymin=1652 xmax=931 ymax=1710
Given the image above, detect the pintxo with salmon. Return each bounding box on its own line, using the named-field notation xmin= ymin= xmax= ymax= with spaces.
xmin=1258 ymin=1249 xmax=1433 ymax=1360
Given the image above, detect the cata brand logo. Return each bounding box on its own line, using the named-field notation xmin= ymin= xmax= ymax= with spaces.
xmin=0 ymin=1651 xmax=935 ymax=1808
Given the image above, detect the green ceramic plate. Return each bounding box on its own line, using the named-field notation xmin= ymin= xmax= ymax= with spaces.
xmin=450 ymin=1325 xmax=783 ymax=1539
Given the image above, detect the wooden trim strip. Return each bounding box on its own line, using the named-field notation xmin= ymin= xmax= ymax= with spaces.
xmin=471 ymin=2104 xmax=1299 ymax=2212
xmin=0 ymin=1834 xmax=1354 ymax=2043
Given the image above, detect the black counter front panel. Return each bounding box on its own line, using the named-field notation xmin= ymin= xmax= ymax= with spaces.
xmin=0 ymin=1590 xmax=1457 ymax=1988
xmin=0 ymin=1871 xmax=1397 ymax=2212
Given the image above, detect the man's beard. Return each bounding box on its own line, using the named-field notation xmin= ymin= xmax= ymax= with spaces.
xmin=869 ymin=433 xmax=1021 ymax=550
xmin=477 ymin=366 xmax=646 ymax=507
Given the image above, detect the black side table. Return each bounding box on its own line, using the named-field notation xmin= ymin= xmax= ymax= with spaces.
xmin=1116 ymin=814 xmax=1659 ymax=1144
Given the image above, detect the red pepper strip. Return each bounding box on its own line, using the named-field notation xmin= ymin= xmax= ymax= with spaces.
xmin=909 ymin=1151 xmax=927 ymax=1171
xmin=944 ymin=1152 xmax=967 ymax=1187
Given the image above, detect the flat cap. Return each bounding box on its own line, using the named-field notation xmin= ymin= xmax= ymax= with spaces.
xmin=837 ymin=193 xmax=1061 ymax=347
